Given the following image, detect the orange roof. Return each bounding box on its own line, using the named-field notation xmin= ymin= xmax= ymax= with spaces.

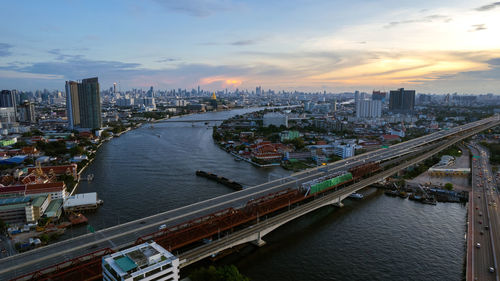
xmin=25 ymin=182 xmax=66 ymax=194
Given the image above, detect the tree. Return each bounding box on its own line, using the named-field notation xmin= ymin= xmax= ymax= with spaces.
xmin=190 ymin=265 xmax=250 ymax=281
xmin=0 ymin=219 xmax=6 ymax=234
xmin=444 ymin=183 xmax=453 ymax=190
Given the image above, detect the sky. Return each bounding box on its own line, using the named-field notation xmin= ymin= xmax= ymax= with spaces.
xmin=0 ymin=0 xmax=499 ymax=94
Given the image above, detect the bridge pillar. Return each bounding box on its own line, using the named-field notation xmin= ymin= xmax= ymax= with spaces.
xmin=333 ymin=202 xmax=344 ymax=208
xmin=252 ymin=232 xmax=266 ymax=247
xmin=252 ymin=238 xmax=266 ymax=247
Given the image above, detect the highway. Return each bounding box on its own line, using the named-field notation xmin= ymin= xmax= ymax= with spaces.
xmin=179 ymin=132 xmax=483 ymax=267
xmin=469 ymin=145 xmax=497 ymax=281
xmin=468 ymin=144 xmax=499 ymax=281
xmin=0 ymin=115 xmax=499 ymax=280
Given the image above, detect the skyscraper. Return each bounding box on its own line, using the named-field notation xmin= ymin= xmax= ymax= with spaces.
xmin=0 ymin=90 xmax=17 ymax=121
xmin=65 ymin=77 xmax=102 ymax=130
xmin=0 ymin=90 xmax=16 ymax=108
xmin=389 ymin=88 xmax=415 ymax=113
xmin=372 ymin=90 xmax=386 ymax=102
xmin=18 ymin=101 xmax=35 ymax=124
xmin=65 ymin=81 xmax=80 ymax=129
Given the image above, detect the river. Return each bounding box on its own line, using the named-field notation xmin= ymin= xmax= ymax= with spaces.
xmin=72 ymin=108 xmax=465 ymax=281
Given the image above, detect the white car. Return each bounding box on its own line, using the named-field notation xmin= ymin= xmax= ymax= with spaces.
xmin=158 ymin=224 xmax=167 ymax=230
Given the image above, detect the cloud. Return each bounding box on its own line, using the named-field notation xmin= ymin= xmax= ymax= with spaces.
xmin=385 ymin=14 xmax=452 ymax=28
xmin=156 ymin=58 xmax=178 ymax=63
xmin=48 ymin=49 xmax=84 ymax=61
xmin=475 ymin=2 xmax=500 ymax=11
xmin=230 ymin=40 xmax=256 ymax=46
xmin=469 ymin=24 xmax=487 ymax=32
xmin=0 ymin=43 xmax=13 ymax=57
xmin=151 ymin=0 xmax=237 ymax=17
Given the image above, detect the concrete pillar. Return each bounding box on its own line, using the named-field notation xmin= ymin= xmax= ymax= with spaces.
xmin=252 ymin=239 xmax=266 ymax=247
xmin=252 ymin=232 xmax=267 ymax=247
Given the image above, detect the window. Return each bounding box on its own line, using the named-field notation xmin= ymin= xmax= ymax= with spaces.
xmin=145 ymin=267 xmax=162 ymax=277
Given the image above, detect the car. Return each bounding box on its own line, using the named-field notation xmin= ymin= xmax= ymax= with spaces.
xmin=485 ymin=225 xmax=489 ymax=230
xmin=479 ymin=220 xmax=483 ymax=224
xmin=489 ymin=267 xmax=495 ymax=273
xmin=476 ymin=207 xmax=479 ymax=210
xmin=479 ymin=212 xmax=483 ymax=216
xmin=476 ymin=243 xmax=481 ymax=248
xmin=158 ymin=224 xmax=167 ymax=230
xmin=480 ymin=231 xmax=484 ymax=235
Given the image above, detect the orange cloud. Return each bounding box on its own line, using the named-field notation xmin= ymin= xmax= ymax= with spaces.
xmin=200 ymin=76 xmax=242 ymax=87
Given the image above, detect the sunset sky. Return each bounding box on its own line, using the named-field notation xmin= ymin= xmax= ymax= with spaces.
xmin=0 ymin=0 xmax=499 ymax=93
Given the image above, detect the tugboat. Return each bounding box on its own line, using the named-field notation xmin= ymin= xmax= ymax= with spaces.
xmin=348 ymin=193 xmax=364 ymax=199
xmin=196 ymin=170 xmax=243 ymax=190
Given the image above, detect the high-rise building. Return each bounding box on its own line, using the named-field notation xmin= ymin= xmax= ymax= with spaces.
xmin=65 ymin=77 xmax=102 ymax=130
xmin=389 ymin=88 xmax=415 ymax=113
xmin=65 ymin=81 xmax=80 ymax=130
xmin=372 ymin=90 xmax=386 ymax=102
xmin=102 ymin=241 xmax=180 ymax=281
xmin=356 ymin=100 xmax=382 ymax=118
xmin=256 ymin=86 xmax=262 ymax=96
xmin=0 ymin=90 xmax=16 ymax=108
xmin=18 ymin=101 xmax=36 ymax=124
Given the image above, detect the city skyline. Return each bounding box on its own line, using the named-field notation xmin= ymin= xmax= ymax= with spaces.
xmin=0 ymin=0 xmax=499 ymax=93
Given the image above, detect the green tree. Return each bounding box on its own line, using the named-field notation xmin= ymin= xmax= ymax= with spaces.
xmin=190 ymin=265 xmax=250 ymax=281
xmin=444 ymin=183 xmax=453 ymax=190
xmin=0 ymin=219 xmax=6 ymax=234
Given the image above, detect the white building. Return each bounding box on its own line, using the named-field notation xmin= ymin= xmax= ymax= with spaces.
xmin=116 ymin=98 xmax=135 ymax=107
xmin=263 ymin=112 xmax=288 ymax=128
xmin=333 ymin=144 xmax=355 ymax=159
xmin=102 ymin=242 xmax=179 ymax=281
xmin=356 ymin=100 xmax=382 ymax=118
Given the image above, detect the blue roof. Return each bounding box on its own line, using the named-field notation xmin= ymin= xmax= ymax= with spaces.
xmin=0 ymin=196 xmax=31 ymax=206
xmin=115 ymin=256 xmax=137 ymax=273
xmin=0 ymin=155 xmax=28 ymax=164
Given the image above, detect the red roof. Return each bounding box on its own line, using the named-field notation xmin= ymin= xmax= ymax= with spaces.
xmin=0 ymin=185 xmax=26 ymax=194
xmin=27 ymin=164 xmax=78 ymax=177
xmin=382 ymin=134 xmax=400 ymax=140
xmin=25 ymin=182 xmax=65 ymax=194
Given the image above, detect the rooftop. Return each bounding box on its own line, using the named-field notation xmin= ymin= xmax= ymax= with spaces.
xmin=104 ymin=242 xmax=177 ymax=277
xmin=63 ymin=192 xmax=96 ymax=208
xmin=31 ymin=195 xmax=48 ymax=207
xmin=0 ymin=196 xmax=31 ymax=206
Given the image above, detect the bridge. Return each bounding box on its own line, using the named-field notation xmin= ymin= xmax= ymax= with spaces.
xmin=1 ymin=115 xmax=499 ymax=280
xmin=466 ymin=143 xmax=500 ymax=281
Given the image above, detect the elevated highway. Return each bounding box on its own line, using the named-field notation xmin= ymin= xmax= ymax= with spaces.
xmin=1 ymin=115 xmax=499 ymax=280
xmin=179 ymin=117 xmax=500 ymax=267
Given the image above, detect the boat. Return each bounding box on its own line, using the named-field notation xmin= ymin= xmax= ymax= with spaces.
xmin=384 ymin=190 xmax=398 ymax=197
xmin=398 ymin=191 xmax=408 ymax=198
xmin=348 ymin=193 xmax=364 ymax=199
xmin=195 ymin=170 xmax=243 ymax=190
xmin=234 ymin=157 xmax=243 ymax=161
xmin=69 ymin=213 xmax=88 ymax=225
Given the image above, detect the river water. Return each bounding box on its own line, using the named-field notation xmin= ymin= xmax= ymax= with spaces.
xmin=73 ymin=108 xmax=466 ymax=281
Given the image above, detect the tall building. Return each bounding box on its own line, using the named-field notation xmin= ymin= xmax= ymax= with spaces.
xmin=356 ymin=100 xmax=382 ymax=118
xmin=18 ymin=101 xmax=36 ymax=124
xmin=65 ymin=81 xmax=80 ymax=129
xmin=389 ymin=88 xmax=415 ymax=113
xmin=372 ymin=90 xmax=386 ymax=102
xmin=256 ymin=86 xmax=262 ymax=96
xmin=0 ymin=90 xmax=16 ymax=108
xmin=65 ymin=77 xmax=102 ymax=130
xmin=102 ymin=241 xmax=180 ymax=281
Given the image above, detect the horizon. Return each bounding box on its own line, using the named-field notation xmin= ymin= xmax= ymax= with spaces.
xmin=1 ymin=0 xmax=499 ymax=94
